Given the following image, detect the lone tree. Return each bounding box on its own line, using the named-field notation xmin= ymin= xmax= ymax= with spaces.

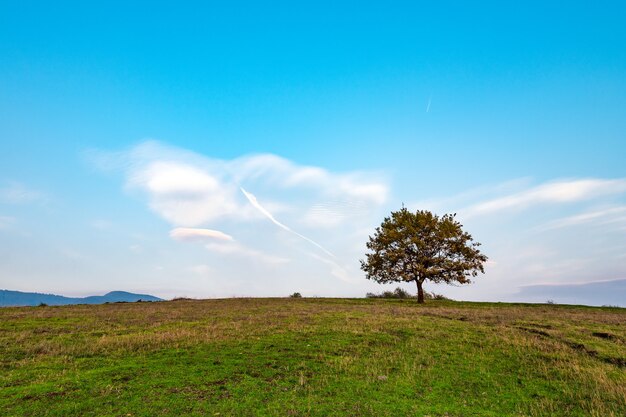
xmin=361 ymin=208 xmax=487 ymax=303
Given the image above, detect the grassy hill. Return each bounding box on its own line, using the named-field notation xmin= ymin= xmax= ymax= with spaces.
xmin=0 ymin=298 xmax=624 ymax=416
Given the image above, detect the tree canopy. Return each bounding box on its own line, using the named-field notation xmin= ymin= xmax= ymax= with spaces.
xmin=360 ymin=208 xmax=487 ymax=303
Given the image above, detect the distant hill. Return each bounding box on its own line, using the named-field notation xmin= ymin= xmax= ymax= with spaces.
xmin=0 ymin=290 xmax=163 ymax=307
xmin=516 ymin=278 xmax=626 ymax=307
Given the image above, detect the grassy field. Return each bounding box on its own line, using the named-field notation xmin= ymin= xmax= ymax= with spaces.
xmin=0 ymin=298 xmax=624 ymax=416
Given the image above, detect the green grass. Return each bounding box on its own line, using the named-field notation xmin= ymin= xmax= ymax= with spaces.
xmin=0 ymin=298 xmax=624 ymax=416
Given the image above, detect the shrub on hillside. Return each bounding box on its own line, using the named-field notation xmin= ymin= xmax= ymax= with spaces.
xmin=431 ymin=293 xmax=450 ymax=300
xmin=366 ymin=287 xmax=414 ymax=299
xmin=366 ymin=287 xmax=451 ymax=300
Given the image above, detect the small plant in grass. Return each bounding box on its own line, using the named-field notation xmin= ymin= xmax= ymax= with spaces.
xmin=430 ymin=292 xmax=450 ymax=300
xmin=366 ymin=287 xmax=414 ymax=299
xmin=366 ymin=288 xmax=452 ymax=301
xmin=289 ymin=292 xmax=302 ymax=298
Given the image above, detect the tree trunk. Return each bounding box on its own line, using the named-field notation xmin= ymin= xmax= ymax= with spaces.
xmin=416 ymin=280 xmax=424 ymax=304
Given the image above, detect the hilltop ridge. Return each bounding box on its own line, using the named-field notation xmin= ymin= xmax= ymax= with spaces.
xmin=0 ymin=289 xmax=162 ymax=307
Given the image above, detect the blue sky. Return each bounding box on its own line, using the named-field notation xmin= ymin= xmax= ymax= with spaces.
xmin=1 ymin=2 xmax=625 ymax=305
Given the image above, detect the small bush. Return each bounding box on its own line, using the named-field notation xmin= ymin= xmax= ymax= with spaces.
xmin=38 ymin=302 xmax=48 ymax=307
xmin=289 ymin=292 xmax=302 ymax=298
xmin=366 ymin=287 xmax=415 ymax=299
xmin=431 ymin=292 xmax=450 ymax=300
xmin=366 ymin=288 xmax=452 ymax=301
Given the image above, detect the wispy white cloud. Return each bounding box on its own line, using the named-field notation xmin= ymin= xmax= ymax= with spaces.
xmin=89 ymin=140 xmax=388 ymax=283
xmin=129 ymin=244 xmax=143 ymax=253
xmin=231 ymin=153 xmax=388 ymax=205
xmin=169 ymin=226 xmax=287 ymax=265
xmin=99 ymin=141 xmax=388 ymax=229
xmin=538 ymin=206 xmax=626 ymax=231
xmin=462 ymin=178 xmax=626 ymax=217
xmin=302 ymin=200 xmax=369 ymax=228
xmin=0 ymin=182 xmax=45 ymax=204
xmin=0 ymin=215 xmax=16 ymax=229
xmin=90 ymin=219 xmax=114 ymax=230
xmin=170 ymin=227 xmax=234 ymax=242
xmin=187 ymin=264 xmax=212 ymax=277
xmin=307 ymin=252 xmax=357 ymax=283
xmin=411 ymin=178 xmax=533 ymax=214
xmin=128 ymin=161 xmax=241 ymax=226
xmin=91 ymin=140 xmax=385 ymax=256
xmin=204 ymin=241 xmax=289 ymax=265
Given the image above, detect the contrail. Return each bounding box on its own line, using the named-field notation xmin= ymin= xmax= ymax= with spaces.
xmin=426 ymin=95 xmax=432 ymax=113
xmin=240 ymin=187 xmax=336 ymax=258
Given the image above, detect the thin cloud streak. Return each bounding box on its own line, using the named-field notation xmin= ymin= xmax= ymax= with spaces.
xmin=0 ymin=182 xmax=45 ymax=204
xmin=170 ymin=226 xmax=287 ymax=265
xmin=538 ymin=206 xmax=626 ymax=231
xmin=307 ymin=252 xmax=356 ymax=283
xmin=204 ymin=241 xmax=289 ymax=265
xmin=240 ymin=187 xmax=336 ymax=258
xmin=170 ymin=227 xmax=234 ymax=242
xmin=462 ymin=178 xmax=626 ymax=217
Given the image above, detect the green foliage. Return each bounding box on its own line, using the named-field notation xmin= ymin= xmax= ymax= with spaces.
xmin=361 ymin=208 xmax=487 ymax=302
xmin=366 ymin=287 xmax=452 ymax=301
xmin=431 ymin=292 xmax=450 ymax=300
xmin=366 ymin=287 xmax=413 ymax=299
xmin=289 ymin=292 xmax=303 ymax=298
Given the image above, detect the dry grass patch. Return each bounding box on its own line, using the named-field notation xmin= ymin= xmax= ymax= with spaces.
xmin=0 ymin=298 xmax=624 ymax=416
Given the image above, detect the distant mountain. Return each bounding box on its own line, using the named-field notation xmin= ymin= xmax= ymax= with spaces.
xmin=515 ymin=279 xmax=626 ymax=307
xmin=0 ymin=290 xmax=163 ymax=307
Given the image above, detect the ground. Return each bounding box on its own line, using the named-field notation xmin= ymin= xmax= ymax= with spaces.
xmin=0 ymin=298 xmax=624 ymax=416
